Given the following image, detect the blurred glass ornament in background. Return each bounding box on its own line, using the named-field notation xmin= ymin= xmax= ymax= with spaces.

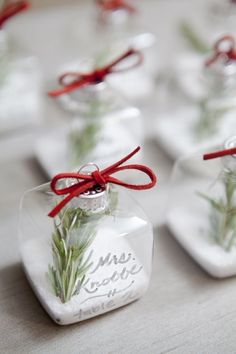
xmin=179 ymin=1 xmax=236 ymax=56
xmin=69 ymin=0 xmax=157 ymax=105
xmin=0 ymin=1 xmax=43 ymax=134
xmin=36 ymin=50 xmax=143 ymax=177
xmin=153 ymin=35 xmax=236 ymax=160
xmin=166 ymin=136 xmax=236 ymax=278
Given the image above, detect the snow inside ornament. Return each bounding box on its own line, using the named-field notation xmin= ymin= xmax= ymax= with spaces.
xmin=37 ymin=50 xmax=143 ymax=178
xmin=19 ymin=147 xmax=157 ymax=325
xmin=166 ymin=136 xmax=236 ymax=278
xmin=154 ymin=35 xmax=236 ymax=160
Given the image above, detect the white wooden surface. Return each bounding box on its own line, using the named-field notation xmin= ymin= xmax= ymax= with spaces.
xmin=1 ymin=0 xmax=236 ymax=353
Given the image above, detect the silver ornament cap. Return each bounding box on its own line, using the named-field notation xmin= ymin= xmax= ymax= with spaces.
xmin=67 ymin=163 xmax=109 ymax=213
xmin=74 ymin=185 xmax=108 ymax=213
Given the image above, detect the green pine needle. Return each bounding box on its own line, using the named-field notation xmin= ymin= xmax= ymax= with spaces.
xmin=69 ymin=121 xmax=101 ymax=168
xmin=194 ymin=100 xmax=232 ymax=140
xmin=179 ymin=22 xmax=210 ymax=54
xmin=198 ymin=171 xmax=236 ymax=251
xmin=68 ymin=95 xmax=114 ymax=168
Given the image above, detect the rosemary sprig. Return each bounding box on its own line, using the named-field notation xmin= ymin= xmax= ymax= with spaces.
xmin=68 ymin=49 xmax=115 ymax=168
xmin=69 ymin=121 xmax=101 ymax=168
xmin=68 ymin=98 xmax=104 ymax=168
xmin=197 ymin=171 xmax=236 ymax=251
xmin=179 ymin=22 xmax=210 ymax=54
xmin=48 ymin=207 xmax=99 ymax=303
xmin=48 ymin=187 xmax=119 ymax=303
xmin=194 ymin=99 xmax=230 ymax=140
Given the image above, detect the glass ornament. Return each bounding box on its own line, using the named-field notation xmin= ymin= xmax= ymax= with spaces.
xmin=19 ymin=149 xmax=156 ymax=324
xmin=166 ymin=136 xmax=236 ymax=277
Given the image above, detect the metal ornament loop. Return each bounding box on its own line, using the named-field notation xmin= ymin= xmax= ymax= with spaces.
xmin=64 ymin=163 xmax=100 ymax=189
xmin=77 ymin=163 xmax=100 ymax=175
xmin=215 ymin=36 xmax=235 ymax=55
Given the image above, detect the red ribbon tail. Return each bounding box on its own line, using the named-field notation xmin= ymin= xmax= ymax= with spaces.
xmin=48 ymin=81 xmax=89 ymax=97
xmin=48 ymin=87 xmax=71 ymax=98
xmin=205 ymin=53 xmax=219 ymax=67
xmin=0 ymin=1 xmax=30 ymax=27
xmin=48 ymin=194 xmax=74 ymax=218
xmin=48 ymin=76 xmax=92 ymax=97
xmin=203 ymin=147 xmax=236 ymax=160
xmin=48 ymin=181 xmax=95 ymax=217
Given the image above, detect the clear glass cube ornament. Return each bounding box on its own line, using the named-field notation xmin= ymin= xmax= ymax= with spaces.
xmin=39 ymin=80 xmax=142 ymax=177
xmin=166 ymin=136 xmax=236 ymax=277
xmin=19 ymin=182 xmax=153 ymax=325
xmin=94 ymin=4 xmax=156 ymax=71
xmin=70 ymin=3 xmax=157 ymax=104
xmin=180 ymin=2 xmax=236 ymax=52
xmin=154 ymin=51 xmax=236 ymax=160
xmin=175 ymin=53 xmax=236 ymax=103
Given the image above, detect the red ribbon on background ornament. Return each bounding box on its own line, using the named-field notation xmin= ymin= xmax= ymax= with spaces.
xmin=48 ymin=146 xmax=157 ymax=218
xmin=96 ymin=0 xmax=136 ymax=13
xmin=204 ymin=147 xmax=236 ymax=160
xmin=48 ymin=48 xmax=143 ymax=97
xmin=0 ymin=0 xmax=30 ymax=27
xmin=205 ymin=35 xmax=236 ymax=67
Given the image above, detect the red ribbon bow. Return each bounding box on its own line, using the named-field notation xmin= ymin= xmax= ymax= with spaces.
xmin=204 ymin=147 xmax=236 ymax=160
xmin=96 ymin=0 xmax=136 ymax=13
xmin=0 ymin=0 xmax=30 ymax=28
xmin=48 ymin=48 xmax=143 ymax=97
xmin=48 ymin=146 xmax=157 ymax=218
xmin=205 ymin=35 xmax=236 ymax=67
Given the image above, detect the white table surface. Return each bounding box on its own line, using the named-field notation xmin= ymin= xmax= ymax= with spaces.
xmin=2 ymin=0 xmax=236 ymax=353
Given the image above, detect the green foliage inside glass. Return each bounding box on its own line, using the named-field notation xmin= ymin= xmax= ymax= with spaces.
xmin=179 ymin=22 xmax=210 ymax=54
xmin=69 ymin=120 xmax=101 ymax=168
xmin=198 ymin=171 xmax=236 ymax=251
xmin=68 ymin=90 xmax=115 ymax=169
xmin=194 ymin=99 xmax=231 ymax=140
xmin=48 ymin=187 xmax=119 ymax=303
xmin=179 ymin=22 xmax=236 ymax=139
xmin=67 ymin=48 xmax=116 ymax=169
